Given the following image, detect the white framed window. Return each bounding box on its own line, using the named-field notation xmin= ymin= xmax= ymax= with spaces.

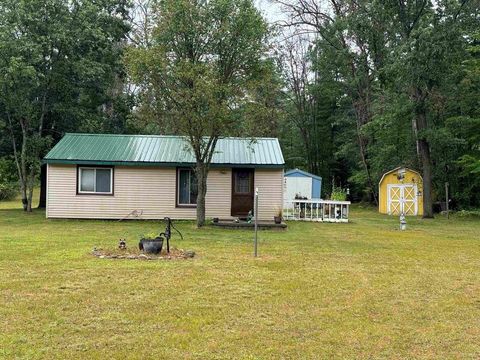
xmin=177 ymin=168 xmax=197 ymax=206
xmin=78 ymin=167 xmax=113 ymax=195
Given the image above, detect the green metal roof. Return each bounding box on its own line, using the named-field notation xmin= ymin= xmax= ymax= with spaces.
xmin=44 ymin=133 xmax=284 ymax=168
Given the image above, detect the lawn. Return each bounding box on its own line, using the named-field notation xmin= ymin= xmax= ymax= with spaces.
xmin=1 ymin=196 xmax=480 ymax=359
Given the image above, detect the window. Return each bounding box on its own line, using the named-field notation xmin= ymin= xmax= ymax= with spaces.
xmin=78 ymin=167 xmax=113 ymax=194
xmin=177 ymin=168 xmax=197 ymax=206
xmin=234 ymin=171 xmax=251 ymax=194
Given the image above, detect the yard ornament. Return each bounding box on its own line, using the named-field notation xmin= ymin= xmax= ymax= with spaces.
xmin=400 ymin=213 xmax=407 ymax=231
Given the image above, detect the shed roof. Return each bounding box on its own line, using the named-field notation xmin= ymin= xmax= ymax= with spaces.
xmin=284 ymin=168 xmax=322 ymax=181
xmin=378 ymin=167 xmax=422 ymax=185
xmin=44 ymin=133 xmax=284 ymax=168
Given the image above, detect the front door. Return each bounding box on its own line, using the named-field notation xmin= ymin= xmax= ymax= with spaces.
xmin=231 ymin=168 xmax=254 ymax=217
xmin=388 ymin=184 xmax=418 ymax=215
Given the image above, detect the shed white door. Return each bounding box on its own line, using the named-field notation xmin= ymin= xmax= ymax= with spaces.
xmin=284 ymin=176 xmax=312 ymax=201
xmin=387 ymin=184 xmax=418 ymax=215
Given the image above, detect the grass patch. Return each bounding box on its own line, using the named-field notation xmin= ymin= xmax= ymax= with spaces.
xmin=1 ymin=196 xmax=480 ymax=359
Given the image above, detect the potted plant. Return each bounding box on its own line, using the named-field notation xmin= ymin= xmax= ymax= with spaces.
xmin=273 ymin=208 xmax=282 ymax=224
xmin=139 ymin=232 xmax=163 ymax=254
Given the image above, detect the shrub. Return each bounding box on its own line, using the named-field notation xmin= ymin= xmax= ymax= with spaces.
xmin=0 ymin=158 xmax=18 ymax=183
xmin=454 ymin=209 xmax=480 ymax=218
xmin=0 ymin=182 xmax=18 ymax=201
xmin=0 ymin=158 xmax=18 ymax=201
xmin=330 ymin=188 xmax=348 ymax=201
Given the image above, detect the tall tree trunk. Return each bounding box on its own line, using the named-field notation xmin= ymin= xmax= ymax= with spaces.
xmin=20 ymin=182 xmax=28 ymax=211
xmin=352 ymin=98 xmax=378 ymax=205
xmin=6 ymin=113 xmax=28 ymax=210
xmin=27 ymin=180 xmax=34 ymax=212
xmin=418 ymin=137 xmax=433 ymax=218
xmin=38 ymin=164 xmax=47 ymax=208
xmin=20 ymin=124 xmax=28 ymax=211
xmin=298 ymin=125 xmax=314 ymax=173
xmin=412 ymin=88 xmax=434 ymax=218
xmin=195 ymin=162 xmax=208 ymax=227
xmin=26 ymin=163 xmax=38 ymax=212
xmin=356 ymin=131 xmax=378 ymax=205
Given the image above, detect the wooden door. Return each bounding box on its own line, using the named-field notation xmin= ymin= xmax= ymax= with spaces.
xmin=231 ymin=168 xmax=254 ymax=217
xmin=388 ymin=184 xmax=418 ymax=215
xmin=387 ymin=185 xmax=402 ymax=215
xmin=402 ymin=185 xmax=417 ymax=215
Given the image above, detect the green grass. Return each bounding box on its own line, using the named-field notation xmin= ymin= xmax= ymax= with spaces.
xmin=1 ymin=196 xmax=480 ymax=359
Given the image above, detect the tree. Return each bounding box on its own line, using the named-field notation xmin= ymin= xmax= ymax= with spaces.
xmin=380 ymin=0 xmax=476 ymax=217
xmin=126 ymin=0 xmax=269 ymax=227
xmin=443 ymin=30 xmax=480 ymax=207
xmin=275 ymin=0 xmax=479 ymax=211
xmin=275 ymin=0 xmax=388 ymax=203
xmin=277 ymin=34 xmax=339 ymax=191
xmin=0 ymin=0 xmax=130 ymax=211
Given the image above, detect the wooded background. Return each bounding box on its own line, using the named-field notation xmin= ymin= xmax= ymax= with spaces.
xmin=0 ymin=0 xmax=478 ymax=216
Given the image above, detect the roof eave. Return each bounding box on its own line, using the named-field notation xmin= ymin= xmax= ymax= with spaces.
xmin=378 ymin=166 xmax=422 ymax=185
xmin=43 ymin=159 xmax=284 ymax=169
xmin=285 ymin=168 xmax=322 ymax=181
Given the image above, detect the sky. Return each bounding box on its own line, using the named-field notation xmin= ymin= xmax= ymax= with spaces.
xmin=255 ymin=0 xmax=286 ymax=24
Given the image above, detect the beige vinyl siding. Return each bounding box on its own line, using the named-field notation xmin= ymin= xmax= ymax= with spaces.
xmin=46 ymin=165 xmax=283 ymax=220
xmin=46 ymin=165 xmax=232 ymax=220
xmin=254 ymin=169 xmax=284 ymax=219
xmin=204 ymin=169 xmax=232 ymax=219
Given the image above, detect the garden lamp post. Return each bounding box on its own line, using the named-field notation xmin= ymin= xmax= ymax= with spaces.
xmin=400 ymin=213 xmax=407 ymax=231
xmin=397 ymin=168 xmax=407 ymax=231
xmin=254 ymin=187 xmax=258 ymax=257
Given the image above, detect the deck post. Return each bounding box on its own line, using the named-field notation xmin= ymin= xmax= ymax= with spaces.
xmin=254 ymin=187 xmax=258 ymax=257
xmin=445 ymin=182 xmax=449 ymax=219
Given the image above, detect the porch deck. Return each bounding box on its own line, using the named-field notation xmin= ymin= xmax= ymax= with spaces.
xmin=212 ymin=220 xmax=287 ymax=230
xmin=284 ymin=199 xmax=351 ymax=222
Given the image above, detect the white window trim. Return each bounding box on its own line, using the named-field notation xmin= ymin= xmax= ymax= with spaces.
xmin=177 ymin=168 xmax=197 ymax=207
xmin=78 ymin=167 xmax=113 ymax=195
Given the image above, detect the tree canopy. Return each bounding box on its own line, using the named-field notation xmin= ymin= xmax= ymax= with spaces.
xmin=126 ymin=0 xmax=271 ymax=226
xmin=275 ymin=0 xmax=480 ymax=214
xmin=0 ymin=0 xmax=479 ymax=216
xmin=0 ymin=0 xmax=131 ymax=210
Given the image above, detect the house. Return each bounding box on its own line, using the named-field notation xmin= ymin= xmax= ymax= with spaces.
xmin=378 ymin=167 xmax=423 ymax=216
xmin=284 ymin=168 xmax=322 ymax=202
xmin=43 ymin=134 xmax=284 ymax=220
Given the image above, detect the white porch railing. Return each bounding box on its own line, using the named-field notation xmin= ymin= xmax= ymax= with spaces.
xmin=283 ymin=199 xmax=351 ymax=223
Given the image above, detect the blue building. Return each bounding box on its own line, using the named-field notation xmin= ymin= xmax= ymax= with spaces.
xmin=284 ymin=168 xmax=322 ymax=201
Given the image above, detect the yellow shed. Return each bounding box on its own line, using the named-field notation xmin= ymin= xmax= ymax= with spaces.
xmin=379 ymin=167 xmax=423 ymax=216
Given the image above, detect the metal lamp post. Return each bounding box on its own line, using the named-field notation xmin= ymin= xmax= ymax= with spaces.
xmin=398 ymin=169 xmax=407 ymax=231
xmin=254 ymin=187 xmax=258 ymax=257
xmin=399 ymin=213 xmax=407 ymax=231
